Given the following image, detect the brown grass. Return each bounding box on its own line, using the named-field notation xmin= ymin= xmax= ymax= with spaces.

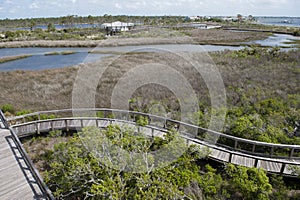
xmin=0 ymin=29 xmax=270 ymax=48
xmin=0 ymin=49 xmax=299 ymax=113
xmin=0 ymin=54 xmax=32 ymax=63
xmin=187 ymin=29 xmax=271 ymax=44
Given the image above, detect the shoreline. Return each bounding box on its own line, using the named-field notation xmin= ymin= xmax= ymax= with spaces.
xmin=0 ymin=29 xmax=272 ymax=48
xmin=0 ymin=37 xmax=196 ymax=48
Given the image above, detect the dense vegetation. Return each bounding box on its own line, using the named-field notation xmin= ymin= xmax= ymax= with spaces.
xmin=22 ymin=126 xmax=299 ymax=199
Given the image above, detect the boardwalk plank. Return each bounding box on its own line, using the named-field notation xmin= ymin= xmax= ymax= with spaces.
xmin=0 ymin=129 xmax=45 ymax=199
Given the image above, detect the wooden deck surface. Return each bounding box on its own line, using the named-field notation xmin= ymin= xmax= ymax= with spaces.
xmin=0 ymin=129 xmax=45 ymax=200
xmin=11 ymin=119 xmax=300 ymax=176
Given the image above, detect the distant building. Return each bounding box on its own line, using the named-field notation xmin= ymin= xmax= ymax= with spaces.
xmin=189 ymin=16 xmax=201 ymax=21
xmin=102 ymin=21 xmax=134 ymax=35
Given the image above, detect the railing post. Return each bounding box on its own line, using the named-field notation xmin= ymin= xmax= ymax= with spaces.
xmin=0 ymin=109 xmax=9 ymax=129
xmin=280 ymin=163 xmax=286 ymax=174
xmin=254 ymin=159 xmax=258 ymax=168
xmin=229 ymin=153 xmax=233 ymax=163
xmin=234 ymin=140 xmax=238 ymax=150
xmin=151 ymin=128 xmax=154 ymax=138
xmin=51 ymin=121 xmax=54 ymax=132
xmin=270 ymin=147 xmax=274 ymax=157
xmin=96 ymin=119 xmax=99 ymax=127
xmin=252 ymin=144 xmax=256 ymax=153
xmin=65 ymin=119 xmax=69 ymax=132
xmin=36 ymin=122 xmax=40 ymax=134
xmin=81 ymin=119 xmax=84 ymax=128
xmin=289 ymin=148 xmax=294 ymax=158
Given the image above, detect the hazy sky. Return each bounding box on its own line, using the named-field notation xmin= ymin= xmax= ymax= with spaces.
xmin=0 ymin=0 xmax=299 ymax=19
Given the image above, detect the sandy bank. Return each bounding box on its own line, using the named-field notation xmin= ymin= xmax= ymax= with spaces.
xmin=0 ymin=37 xmax=196 ymax=48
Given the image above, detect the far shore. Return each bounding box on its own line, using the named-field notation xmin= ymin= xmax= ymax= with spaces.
xmin=0 ymin=37 xmax=197 ymax=48
xmin=0 ymin=29 xmax=272 ymax=48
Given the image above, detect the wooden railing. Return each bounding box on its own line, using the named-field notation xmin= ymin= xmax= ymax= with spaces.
xmin=8 ymin=109 xmax=300 ymax=176
xmin=8 ymin=108 xmax=300 ymax=160
xmin=0 ymin=109 xmax=9 ymax=129
xmin=1 ymin=109 xmax=54 ymax=199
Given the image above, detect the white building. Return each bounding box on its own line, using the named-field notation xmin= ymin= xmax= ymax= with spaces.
xmin=102 ymin=21 xmax=135 ymax=32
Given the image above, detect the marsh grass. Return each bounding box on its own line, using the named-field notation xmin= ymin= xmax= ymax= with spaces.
xmin=283 ymin=39 xmax=300 ymax=48
xmin=0 ymin=49 xmax=299 ymax=113
xmin=44 ymin=52 xmax=60 ymax=56
xmin=0 ymin=54 xmax=32 ymax=63
xmin=45 ymin=51 xmax=76 ymax=56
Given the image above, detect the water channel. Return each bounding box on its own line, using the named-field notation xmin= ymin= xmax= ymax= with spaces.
xmin=0 ymin=33 xmax=299 ymax=71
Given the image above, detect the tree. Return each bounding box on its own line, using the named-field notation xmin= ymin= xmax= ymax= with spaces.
xmin=237 ymin=14 xmax=243 ymax=22
xmin=248 ymin=15 xmax=254 ymax=21
xmin=44 ymin=125 xmax=201 ymax=199
xmin=225 ymin=164 xmax=272 ymax=200
xmin=47 ymin=23 xmax=56 ymax=32
xmin=29 ymin=19 xmax=36 ymax=31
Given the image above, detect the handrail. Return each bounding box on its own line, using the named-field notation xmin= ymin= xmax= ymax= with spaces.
xmin=9 ymin=127 xmax=55 ymax=200
xmin=0 ymin=109 xmax=9 ymax=129
xmin=11 ymin=117 xmax=300 ymax=176
xmin=8 ymin=108 xmax=300 ymax=153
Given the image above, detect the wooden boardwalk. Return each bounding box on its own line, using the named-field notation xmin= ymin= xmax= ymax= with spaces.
xmin=0 ymin=128 xmax=46 ymax=199
xmin=10 ymin=117 xmax=300 ymax=176
xmin=1 ymin=108 xmax=299 ymax=198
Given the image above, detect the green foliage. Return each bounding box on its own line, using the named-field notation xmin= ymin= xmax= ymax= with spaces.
xmin=197 ymin=164 xmax=225 ymax=198
xmin=293 ymin=30 xmax=300 ymax=36
xmin=225 ymin=164 xmax=272 ymax=200
xmin=222 ymin=96 xmax=300 ymax=145
xmin=1 ymin=103 xmax=15 ymax=114
xmin=96 ymin=111 xmax=104 ymax=118
xmin=47 ymin=23 xmax=56 ymax=32
xmin=16 ymin=109 xmax=32 ymax=116
xmin=44 ymin=126 xmax=204 ymax=199
xmin=136 ymin=115 xmax=149 ymax=126
xmin=230 ymin=46 xmax=281 ymax=59
xmin=49 ymin=130 xmax=62 ymax=138
xmin=269 ymin=175 xmax=289 ymax=200
xmin=25 ymin=125 xmax=293 ymax=199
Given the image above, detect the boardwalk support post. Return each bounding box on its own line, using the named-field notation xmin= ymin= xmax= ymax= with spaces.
xmin=254 ymin=159 xmax=259 ymax=168
xmin=280 ymin=163 xmax=286 ymax=174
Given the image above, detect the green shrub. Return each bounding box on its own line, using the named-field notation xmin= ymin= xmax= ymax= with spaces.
xmin=1 ymin=104 xmax=15 ymax=114
xmin=293 ymin=30 xmax=300 ymax=36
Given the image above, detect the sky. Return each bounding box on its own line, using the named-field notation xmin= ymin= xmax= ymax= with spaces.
xmin=0 ymin=0 xmax=299 ymax=19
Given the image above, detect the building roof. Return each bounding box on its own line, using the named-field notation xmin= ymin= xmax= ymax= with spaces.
xmin=102 ymin=21 xmax=134 ymax=28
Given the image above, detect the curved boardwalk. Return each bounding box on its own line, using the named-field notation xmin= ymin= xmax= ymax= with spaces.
xmin=8 ymin=108 xmax=300 ymax=177
xmin=0 ymin=110 xmax=53 ymax=200
xmin=1 ymin=108 xmax=300 ymax=199
xmin=0 ymin=128 xmax=46 ymax=199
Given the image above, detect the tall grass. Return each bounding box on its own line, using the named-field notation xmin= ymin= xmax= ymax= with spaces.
xmin=0 ymin=54 xmax=32 ymax=63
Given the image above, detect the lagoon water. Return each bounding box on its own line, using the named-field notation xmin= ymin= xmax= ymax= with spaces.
xmin=256 ymin=17 xmax=300 ymax=27
xmin=0 ymin=45 xmax=243 ymax=71
xmin=0 ymin=33 xmax=299 ymax=71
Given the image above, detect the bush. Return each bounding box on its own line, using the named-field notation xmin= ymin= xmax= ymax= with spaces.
xmin=1 ymin=104 xmax=15 ymax=114
xmin=293 ymin=30 xmax=300 ymax=36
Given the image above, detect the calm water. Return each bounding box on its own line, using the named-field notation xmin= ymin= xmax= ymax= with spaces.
xmin=0 ymin=33 xmax=299 ymax=71
xmin=256 ymin=17 xmax=300 ymax=27
xmin=246 ymin=34 xmax=300 ymax=47
xmin=0 ymin=45 xmax=243 ymax=71
xmin=1 ymin=24 xmax=103 ymax=31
